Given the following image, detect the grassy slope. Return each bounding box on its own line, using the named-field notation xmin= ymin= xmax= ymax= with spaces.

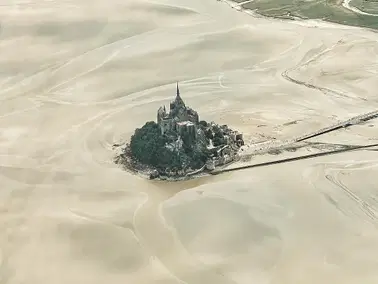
xmin=238 ymin=0 xmax=378 ymax=29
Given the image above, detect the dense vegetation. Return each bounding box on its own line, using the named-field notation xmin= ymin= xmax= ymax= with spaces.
xmin=129 ymin=121 xmax=209 ymax=172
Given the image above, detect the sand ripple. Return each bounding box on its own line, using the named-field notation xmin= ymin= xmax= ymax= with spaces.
xmin=1 ymin=0 xmax=378 ymax=283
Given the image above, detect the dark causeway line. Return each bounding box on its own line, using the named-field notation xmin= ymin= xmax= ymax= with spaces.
xmin=210 ymin=143 xmax=378 ymax=175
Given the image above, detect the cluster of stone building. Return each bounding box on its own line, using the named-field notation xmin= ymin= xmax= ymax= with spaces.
xmin=204 ymin=123 xmax=244 ymax=170
xmin=156 ymin=83 xmax=244 ymax=173
xmin=157 ymin=83 xmax=199 ymax=139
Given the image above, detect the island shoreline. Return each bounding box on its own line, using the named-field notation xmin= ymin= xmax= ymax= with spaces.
xmin=114 ymin=143 xmax=220 ymax=181
xmin=114 ymin=83 xmax=245 ymax=181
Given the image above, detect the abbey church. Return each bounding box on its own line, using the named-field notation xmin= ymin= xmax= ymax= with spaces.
xmin=157 ymin=83 xmax=199 ymax=139
xmin=119 ymin=82 xmax=245 ymax=179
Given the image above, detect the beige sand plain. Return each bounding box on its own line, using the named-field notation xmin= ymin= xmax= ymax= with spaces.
xmin=1 ymin=0 xmax=378 ymax=283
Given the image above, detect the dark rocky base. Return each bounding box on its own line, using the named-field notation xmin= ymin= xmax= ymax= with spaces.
xmin=114 ymin=144 xmax=211 ymax=181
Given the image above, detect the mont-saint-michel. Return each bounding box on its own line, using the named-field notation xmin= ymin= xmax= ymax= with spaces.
xmin=115 ymin=83 xmax=244 ymax=180
xmin=6 ymin=0 xmax=378 ymax=281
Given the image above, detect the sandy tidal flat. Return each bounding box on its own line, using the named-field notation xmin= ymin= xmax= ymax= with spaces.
xmin=1 ymin=0 xmax=378 ymax=283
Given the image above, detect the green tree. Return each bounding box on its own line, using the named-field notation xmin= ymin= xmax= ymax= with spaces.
xmin=130 ymin=121 xmax=166 ymax=166
xmin=129 ymin=121 xmax=212 ymax=172
xmin=199 ymin=120 xmax=208 ymax=128
xmin=205 ymin=129 xmax=213 ymax=140
xmin=212 ymin=126 xmax=224 ymax=146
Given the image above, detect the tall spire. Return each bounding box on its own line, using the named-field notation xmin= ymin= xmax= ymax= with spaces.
xmin=176 ymin=81 xmax=180 ymax=97
xmin=172 ymin=81 xmax=185 ymax=109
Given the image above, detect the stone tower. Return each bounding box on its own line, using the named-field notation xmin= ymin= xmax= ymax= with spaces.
xmin=170 ymin=82 xmax=185 ymax=113
xmin=156 ymin=82 xmax=199 ymax=137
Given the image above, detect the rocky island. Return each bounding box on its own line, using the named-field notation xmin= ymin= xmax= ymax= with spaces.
xmin=115 ymin=83 xmax=244 ymax=180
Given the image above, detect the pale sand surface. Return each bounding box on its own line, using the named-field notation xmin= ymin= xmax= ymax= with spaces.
xmin=1 ymin=0 xmax=378 ymax=283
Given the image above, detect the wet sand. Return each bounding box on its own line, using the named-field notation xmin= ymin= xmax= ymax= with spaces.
xmin=1 ymin=0 xmax=378 ymax=283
